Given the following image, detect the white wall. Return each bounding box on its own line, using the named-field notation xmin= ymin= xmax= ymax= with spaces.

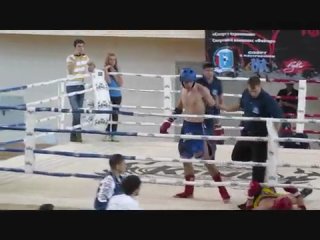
xmin=0 ymin=30 xmax=204 ymax=39
xmin=0 ymin=34 xmax=204 ymax=143
xmin=0 ymin=34 xmax=204 ymax=95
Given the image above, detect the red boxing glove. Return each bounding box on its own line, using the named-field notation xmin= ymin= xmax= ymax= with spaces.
xmin=214 ymin=124 xmax=224 ymax=136
xmin=160 ymin=120 xmax=172 ymax=134
xmin=283 ymin=182 xmax=301 ymax=197
xmin=214 ymin=124 xmax=225 ymax=145
xmin=247 ymin=181 xmax=261 ymax=199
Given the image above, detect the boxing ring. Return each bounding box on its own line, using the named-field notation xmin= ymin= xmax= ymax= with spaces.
xmin=0 ymin=72 xmax=320 ymax=210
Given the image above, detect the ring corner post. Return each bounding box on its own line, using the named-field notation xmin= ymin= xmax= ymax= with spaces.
xmin=163 ymin=76 xmax=173 ymax=116
xmin=266 ymin=119 xmax=279 ymax=185
xmin=296 ymin=79 xmax=307 ymax=133
xmin=57 ymin=81 xmax=66 ymax=130
xmin=24 ymin=107 xmax=36 ymax=174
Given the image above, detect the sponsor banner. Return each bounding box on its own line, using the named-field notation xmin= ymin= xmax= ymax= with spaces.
xmin=205 ymin=30 xmax=320 ymax=80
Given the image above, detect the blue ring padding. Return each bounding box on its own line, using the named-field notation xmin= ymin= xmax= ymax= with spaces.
xmin=0 ymin=139 xmax=24 ymax=147
xmin=0 ymin=166 xmax=102 ymax=179
xmin=0 ymin=147 xmax=137 ymax=160
xmin=0 ymin=85 xmax=28 ymax=93
xmin=0 ymin=125 xmax=139 ymax=137
xmin=0 ymin=123 xmax=25 ymax=132
xmin=0 ymin=105 xmax=134 ymax=116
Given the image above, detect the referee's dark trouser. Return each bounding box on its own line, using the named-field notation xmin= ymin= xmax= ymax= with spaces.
xmin=231 ymin=141 xmax=268 ymax=183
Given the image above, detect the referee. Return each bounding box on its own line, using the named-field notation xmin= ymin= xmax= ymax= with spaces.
xmin=219 ymin=76 xmax=283 ymax=183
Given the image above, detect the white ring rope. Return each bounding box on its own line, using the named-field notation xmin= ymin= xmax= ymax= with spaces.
xmin=27 ymin=88 xmax=93 ymax=106
xmin=19 ymin=74 xmax=90 ymax=91
xmin=8 ymin=121 xmax=319 ymax=143
xmin=106 ymin=86 xmax=240 ymax=98
xmin=109 ymin=102 xmax=244 ymax=115
xmin=6 ymin=72 xmax=318 ymax=147
xmin=139 ymin=177 xmax=316 ymax=189
xmin=36 ymin=115 xmax=62 ymax=123
xmin=109 ymin=72 xmax=269 ymax=82
xmin=133 ymin=132 xmax=320 ymax=144
xmin=13 ymin=72 xmax=313 ymax=128
xmin=99 ymin=86 xmax=292 ymax=100
xmin=30 ymin=121 xmax=91 ymax=140
xmin=125 ymin=110 xmax=320 ymax=124
xmin=65 ymin=121 xmax=91 ymax=130
xmin=25 ymin=85 xmax=244 ymax=114
xmin=106 ymin=120 xmax=243 ymax=130
xmin=33 ymin=132 xmax=55 ymax=139
xmin=21 ymin=105 xmax=320 ymax=125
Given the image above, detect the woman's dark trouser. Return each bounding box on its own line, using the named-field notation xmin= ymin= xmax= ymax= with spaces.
xmin=66 ymin=85 xmax=85 ymax=140
xmin=106 ymin=96 xmax=122 ymax=132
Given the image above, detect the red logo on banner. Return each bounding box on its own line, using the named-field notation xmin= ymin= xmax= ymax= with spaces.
xmin=282 ymin=59 xmax=313 ymax=74
xmin=301 ymin=30 xmax=320 ymax=38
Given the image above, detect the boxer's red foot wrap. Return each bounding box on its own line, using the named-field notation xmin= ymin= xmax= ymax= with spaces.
xmin=174 ymin=174 xmax=195 ymax=198
xmin=213 ymin=173 xmax=230 ymax=201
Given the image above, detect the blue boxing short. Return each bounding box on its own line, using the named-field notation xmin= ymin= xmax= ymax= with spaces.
xmin=178 ymin=121 xmax=205 ymax=159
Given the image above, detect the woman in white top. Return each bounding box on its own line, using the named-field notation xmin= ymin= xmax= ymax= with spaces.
xmin=107 ymin=175 xmax=142 ymax=210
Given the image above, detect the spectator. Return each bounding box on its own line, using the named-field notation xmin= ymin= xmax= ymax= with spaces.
xmin=277 ymin=83 xmax=298 ymax=117
xmin=87 ymin=61 xmax=96 ymax=73
xmin=197 ymin=62 xmax=224 ymax=144
xmin=39 ymin=204 xmax=54 ymax=210
xmin=66 ymin=39 xmax=90 ymax=143
xmin=107 ymin=175 xmax=142 ymax=210
xmin=277 ymin=83 xmax=300 ymax=141
xmin=94 ymin=154 xmax=126 ymax=210
xmin=104 ymin=53 xmax=124 ymax=142
xmin=277 ymin=83 xmax=310 ymax=149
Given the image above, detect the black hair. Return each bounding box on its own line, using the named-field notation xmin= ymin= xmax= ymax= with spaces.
xmin=202 ymin=62 xmax=214 ymax=69
xmin=109 ymin=154 xmax=125 ymax=170
xmin=39 ymin=204 xmax=54 ymax=210
xmin=122 ymin=175 xmax=141 ymax=195
xmin=73 ymin=39 xmax=85 ymax=48
xmin=247 ymin=76 xmax=261 ymax=88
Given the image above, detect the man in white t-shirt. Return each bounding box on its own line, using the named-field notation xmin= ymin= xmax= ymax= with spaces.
xmin=107 ymin=175 xmax=142 ymax=210
xmin=66 ymin=39 xmax=90 ymax=143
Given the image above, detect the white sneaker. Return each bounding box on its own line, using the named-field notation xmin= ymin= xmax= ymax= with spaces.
xmin=110 ymin=136 xmax=119 ymax=142
xmin=103 ymin=135 xmax=110 ymax=142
